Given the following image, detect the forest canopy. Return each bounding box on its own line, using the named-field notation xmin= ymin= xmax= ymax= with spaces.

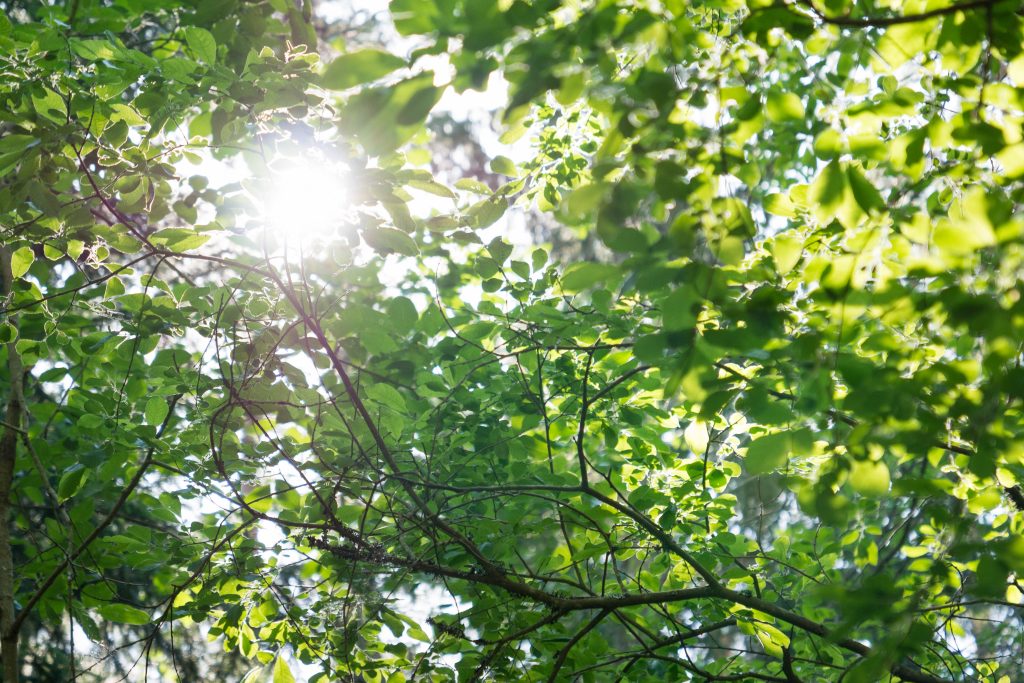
xmin=1 ymin=0 xmax=1024 ymax=681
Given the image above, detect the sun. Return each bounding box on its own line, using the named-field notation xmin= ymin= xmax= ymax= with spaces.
xmin=261 ymin=156 xmax=351 ymax=243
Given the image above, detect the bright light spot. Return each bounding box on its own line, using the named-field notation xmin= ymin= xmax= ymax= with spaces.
xmin=261 ymin=157 xmax=351 ymax=244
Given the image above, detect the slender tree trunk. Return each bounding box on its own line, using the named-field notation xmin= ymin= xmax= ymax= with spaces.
xmin=0 ymin=247 xmax=22 ymax=682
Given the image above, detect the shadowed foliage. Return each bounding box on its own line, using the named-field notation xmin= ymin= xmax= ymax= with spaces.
xmin=1 ymin=0 xmax=1023 ymax=681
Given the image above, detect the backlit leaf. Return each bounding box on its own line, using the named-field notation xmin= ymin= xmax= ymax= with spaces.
xmin=322 ymin=49 xmax=406 ymax=90
xmin=183 ymin=27 xmax=217 ymax=63
xmin=98 ymin=604 xmax=150 ymax=625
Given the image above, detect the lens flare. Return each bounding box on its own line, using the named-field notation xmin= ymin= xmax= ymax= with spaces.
xmin=262 ymin=158 xmax=350 ymax=243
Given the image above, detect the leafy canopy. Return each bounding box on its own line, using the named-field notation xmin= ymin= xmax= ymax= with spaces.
xmin=1 ymin=0 xmax=1024 ymax=682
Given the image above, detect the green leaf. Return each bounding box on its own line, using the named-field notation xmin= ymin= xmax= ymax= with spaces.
xmin=633 ymin=334 xmax=666 ymax=362
xmin=57 ymin=464 xmax=89 ymax=502
xmin=849 ymin=460 xmax=890 ymax=497
xmin=183 ymin=27 xmax=217 ymax=63
xmin=70 ymin=38 xmax=117 ymax=61
xmin=150 ymin=229 xmax=210 ymax=251
xmin=10 ymin=246 xmax=34 ymax=278
xmin=684 ymin=421 xmax=709 ymax=455
xmin=98 ymin=603 xmax=150 ymax=625
xmin=405 ymin=179 xmax=456 ymax=199
xmin=531 ymin=248 xmax=547 ymax=270
xmin=341 ymin=75 xmax=442 ymax=153
xmin=241 ymin=667 xmax=267 ymax=683
xmin=808 ymin=160 xmax=847 ymax=225
xmin=67 ymin=241 xmax=85 ymax=260
xmin=7 ymin=0 xmax=1022 ymax=674
xmin=490 ymin=155 xmax=518 ymax=176
xmin=661 ymin=287 xmax=696 ymax=332
xmin=765 ymin=91 xmax=805 ymax=122
xmin=763 ymin=193 xmax=795 ymax=218
xmin=273 ymin=655 xmax=296 ymax=683
xmin=385 ymin=296 xmax=419 ymax=334
xmin=110 ymin=103 xmax=147 ymax=126
xmin=145 ymin=396 xmax=169 ymax=426
xmin=395 ymin=83 xmax=442 ymax=126
xmin=104 ymin=277 xmax=126 ymax=298
xmin=745 ymin=433 xmax=790 ymax=474
xmin=75 ymin=609 xmax=102 ymax=642
xmin=322 ymin=49 xmax=406 ymax=90
xmin=244 ymin=485 xmax=273 ymax=514
xmin=974 ymin=556 xmax=1008 ymax=598
xmin=566 ymin=183 xmax=607 ymax=218
xmin=78 ymin=414 xmax=104 ymax=429
xmin=933 ymin=187 xmax=995 ymax=255
xmin=846 ymin=166 xmax=885 ymax=213
xmin=628 ymin=485 xmax=671 ymax=511
xmin=658 ymin=504 xmax=677 ymax=530
xmin=770 ymin=233 xmax=803 ymax=275
xmin=814 ymin=128 xmax=842 ymax=159
xmin=363 ymin=226 xmax=418 ymax=256
xmin=366 ymin=383 xmax=407 ymax=412
xmin=467 ymin=197 xmax=507 ymax=228
xmin=454 ymin=178 xmax=492 ymax=194
xmin=487 ymin=237 xmax=513 ymax=264
xmin=745 ymin=430 xmax=812 ymax=475
xmin=0 ymin=134 xmax=38 ymax=155
xmin=31 ymin=88 xmax=66 ymax=123
xmin=105 ymin=120 xmax=130 ymax=148
xmin=754 ymin=621 xmax=790 ymax=658
xmin=561 ymin=262 xmax=620 ymax=293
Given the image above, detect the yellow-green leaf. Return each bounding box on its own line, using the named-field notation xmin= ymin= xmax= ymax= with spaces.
xmin=10 ymin=246 xmax=34 ymax=278
xmin=273 ymin=656 xmax=295 ymax=683
xmin=770 ymin=233 xmax=803 ymax=275
xmin=849 ymin=460 xmax=890 ymax=497
xmin=766 ymin=91 xmax=805 ymax=123
xmin=933 ymin=187 xmax=995 ymax=255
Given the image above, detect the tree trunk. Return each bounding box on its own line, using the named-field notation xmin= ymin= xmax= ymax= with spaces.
xmin=0 ymin=246 xmax=22 ymax=682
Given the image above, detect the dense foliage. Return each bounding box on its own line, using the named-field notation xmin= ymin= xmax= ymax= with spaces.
xmin=2 ymin=0 xmax=1024 ymax=681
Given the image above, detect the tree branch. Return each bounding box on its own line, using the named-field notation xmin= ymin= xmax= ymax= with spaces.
xmin=795 ymin=0 xmax=1006 ymax=28
xmin=546 ymin=608 xmax=610 ymax=683
xmin=9 ymin=394 xmax=182 ymax=637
